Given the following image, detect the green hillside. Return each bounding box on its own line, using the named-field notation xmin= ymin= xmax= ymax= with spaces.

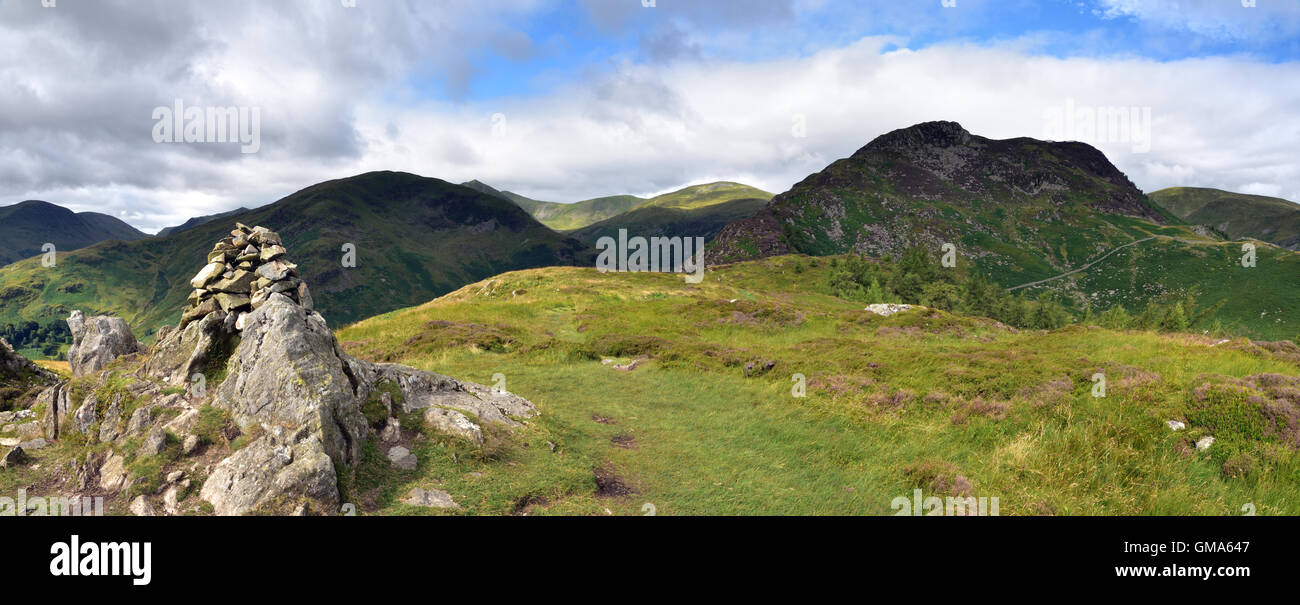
xmin=0 ymin=172 xmax=592 ymax=347
xmin=566 ymin=197 xmax=768 ymax=244
xmin=1149 ymin=187 xmax=1300 ymax=250
xmin=706 ymin=122 xmax=1297 ymax=340
xmin=466 ymin=180 xmax=773 ymax=232
xmin=334 ymin=256 xmax=1300 ymax=515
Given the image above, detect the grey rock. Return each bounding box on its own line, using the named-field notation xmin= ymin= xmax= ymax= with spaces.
xmin=182 ymin=434 xmax=201 ymax=456
xmin=36 ymin=382 xmax=72 ymax=439
xmin=403 ymin=487 xmax=459 ymax=509
xmin=255 ymin=260 xmax=296 ymax=281
xmin=0 ymin=446 xmax=25 ymax=469
xmin=162 ymin=486 xmax=182 ymax=515
xmin=127 ymin=405 xmax=156 ymax=436
xmin=1196 ymin=436 xmax=1215 ymax=451
xmin=199 ymin=434 xmax=337 ymax=516
xmin=212 ymin=296 xmax=368 ymax=467
xmin=380 ymin=417 xmax=401 ymax=442
xmin=129 ymin=495 xmax=156 ymax=517
xmin=65 ymin=312 xmax=145 ymax=377
xmin=1166 ymin=420 xmax=1186 ymax=431
xmin=0 ymin=337 xmax=56 ymax=384
xmin=297 ymin=282 xmax=313 ymax=310
xmin=139 ymin=427 xmax=167 ymax=457
xmin=361 ymin=363 xmax=537 ymax=427
xmin=98 ymin=397 xmax=122 ymax=444
xmin=424 ymin=408 xmax=483 ymax=444
xmin=99 ymin=453 xmax=128 ymax=491
xmin=18 ymin=437 xmax=48 ymax=450
xmin=387 ymin=445 xmax=417 ymax=470
xmin=189 ymin=261 xmax=225 ymax=288
xmin=143 ymin=310 xmax=236 ymax=386
xmin=260 ymin=245 xmax=286 ymax=261
xmin=214 ymin=292 xmax=251 ymax=312
xmin=164 ymin=407 xmax=201 ymax=435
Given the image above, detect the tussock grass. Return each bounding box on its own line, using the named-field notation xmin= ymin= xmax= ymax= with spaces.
xmin=337 ymin=256 xmax=1300 ymax=515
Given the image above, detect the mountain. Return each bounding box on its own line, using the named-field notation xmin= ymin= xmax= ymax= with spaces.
xmin=156 ymin=207 xmax=251 ymax=237
xmin=1149 ymin=187 xmax=1300 ymax=250
xmin=705 ymin=121 xmax=1298 ymax=339
xmin=566 ymin=197 xmax=768 ymax=243
xmin=0 ymin=171 xmax=592 ymax=345
xmin=464 ymin=180 xmax=773 ymax=232
xmin=0 ymin=200 xmax=147 ymax=266
xmin=709 ymin=121 xmax=1171 ymax=274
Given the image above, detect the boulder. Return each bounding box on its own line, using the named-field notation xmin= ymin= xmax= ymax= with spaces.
xmin=403 ymin=487 xmax=459 ymax=509
xmin=143 ymin=310 xmax=236 ymax=386
xmin=199 ymin=431 xmax=337 ymax=515
xmin=99 ymin=452 xmax=128 ymax=491
xmin=0 ymin=446 xmax=25 ymax=469
xmin=129 ymin=495 xmax=156 ymax=517
xmin=360 ymin=363 xmax=537 ymax=427
xmin=213 ymin=296 xmax=369 ymax=466
xmin=139 ymin=427 xmax=167 ymax=456
xmin=65 ymin=311 xmax=145 ymax=377
xmin=424 ymin=408 xmax=484 ymax=444
xmin=387 ymin=445 xmax=417 ymax=470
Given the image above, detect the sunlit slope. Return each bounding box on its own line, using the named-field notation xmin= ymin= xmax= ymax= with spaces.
xmin=335 ymin=256 xmax=1300 ymax=515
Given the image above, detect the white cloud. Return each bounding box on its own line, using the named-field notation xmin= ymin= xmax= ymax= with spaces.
xmin=1096 ymin=0 xmax=1300 ymax=41
xmin=354 ymin=37 xmax=1300 ymax=205
xmin=2 ymin=0 xmax=1299 ymax=233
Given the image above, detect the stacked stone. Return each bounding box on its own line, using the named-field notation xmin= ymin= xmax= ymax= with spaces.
xmin=181 ymin=223 xmax=312 ymax=331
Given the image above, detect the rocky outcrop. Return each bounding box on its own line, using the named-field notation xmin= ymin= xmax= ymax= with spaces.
xmin=0 ymin=337 xmax=54 ymax=383
xmin=707 ymin=120 xmax=1168 ymax=266
xmin=210 ymin=293 xmax=368 ymax=468
xmin=66 ymin=311 xmax=145 ymax=377
xmin=168 ymin=224 xmax=536 ymax=514
xmin=0 ymin=338 xmax=56 ymax=418
xmin=3 ymin=222 xmax=539 ymax=516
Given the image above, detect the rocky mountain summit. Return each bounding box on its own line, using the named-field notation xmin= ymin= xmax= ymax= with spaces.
xmin=0 ymin=224 xmax=538 ymax=515
xmin=706 ymin=121 xmax=1172 ymax=286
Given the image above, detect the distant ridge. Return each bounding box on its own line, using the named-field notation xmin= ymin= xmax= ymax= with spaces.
xmin=1149 ymin=187 xmax=1300 ymax=250
xmin=464 ymin=180 xmax=773 ymax=232
xmin=0 ymin=200 xmax=147 ymax=267
xmin=0 ymin=171 xmax=592 ymax=340
xmin=156 ymin=207 xmax=252 ymax=237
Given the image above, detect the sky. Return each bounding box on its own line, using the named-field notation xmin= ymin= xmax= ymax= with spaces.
xmin=1 ymin=0 xmax=1298 ymax=233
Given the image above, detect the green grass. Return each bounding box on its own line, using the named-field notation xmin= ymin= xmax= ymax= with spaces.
xmin=335 ymin=256 xmax=1300 ymax=515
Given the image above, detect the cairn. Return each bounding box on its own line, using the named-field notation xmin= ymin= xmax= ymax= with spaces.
xmin=181 ymin=223 xmax=312 ymax=332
